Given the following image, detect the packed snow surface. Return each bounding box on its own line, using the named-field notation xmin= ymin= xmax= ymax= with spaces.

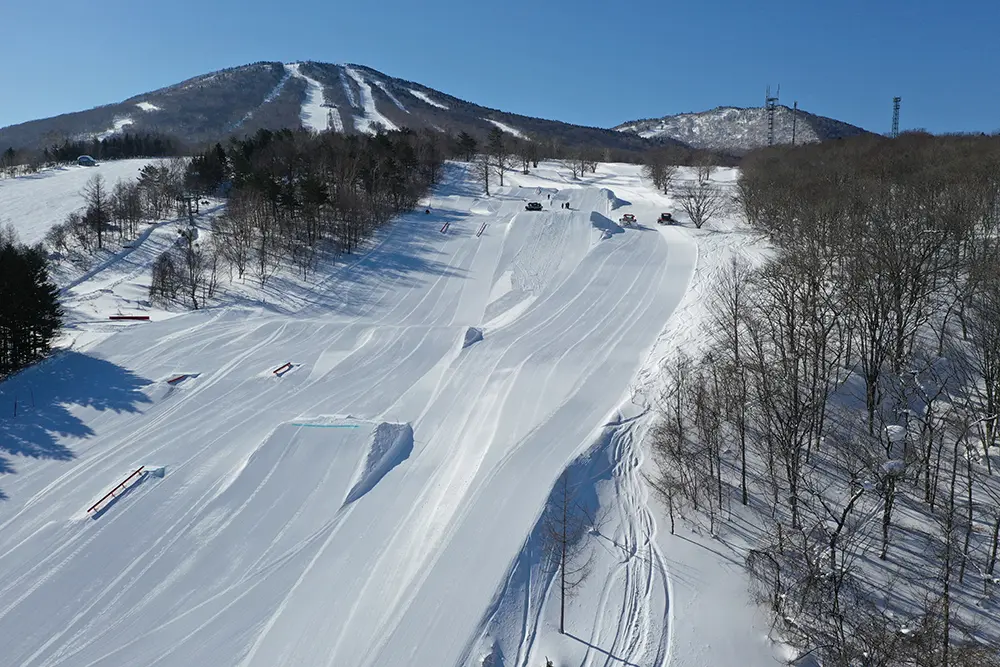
xmin=0 ymin=160 xmax=781 ymax=666
xmin=286 ymin=63 xmax=341 ymax=132
xmin=344 ymin=66 xmax=399 ymax=134
xmin=408 ymin=88 xmax=449 ymax=109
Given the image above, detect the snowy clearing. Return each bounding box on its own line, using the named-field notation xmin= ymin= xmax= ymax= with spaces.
xmin=0 ymin=159 xmax=160 ymax=246
xmin=345 ymin=66 xmax=398 ymax=133
xmin=134 ymin=102 xmax=161 ymax=112
xmin=286 ymin=63 xmax=340 ymax=132
xmin=409 ymin=88 xmax=449 ymax=109
xmin=0 ymin=160 xmax=783 ymax=666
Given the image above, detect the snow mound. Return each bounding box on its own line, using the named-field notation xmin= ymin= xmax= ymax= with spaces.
xmin=599 ymin=188 xmax=631 ymax=212
xmin=345 ymin=422 xmax=414 ymax=504
xmin=589 ymin=211 xmax=624 ymax=240
xmin=463 ymin=327 xmax=484 ymax=348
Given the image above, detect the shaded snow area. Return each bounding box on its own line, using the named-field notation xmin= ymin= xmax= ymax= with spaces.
xmin=344 ymin=66 xmax=398 ymax=133
xmin=0 ymin=159 xmax=159 ymax=245
xmin=0 ymin=160 xmax=785 ymax=666
xmin=134 ymin=102 xmax=161 ymax=112
xmin=485 ymin=118 xmax=528 ymax=139
xmin=409 ymin=88 xmax=449 ymax=109
xmin=285 ymin=63 xmax=341 ymax=132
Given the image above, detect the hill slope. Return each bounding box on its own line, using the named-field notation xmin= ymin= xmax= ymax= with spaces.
xmin=615 ymin=105 xmax=872 ymax=154
xmin=0 ymin=61 xmax=679 ymax=153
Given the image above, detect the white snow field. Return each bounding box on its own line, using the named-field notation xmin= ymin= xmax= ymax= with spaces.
xmin=0 ymin=161 xmax=783 ymax=666
xmin=0 ymin=159 xmax=158 ymax=246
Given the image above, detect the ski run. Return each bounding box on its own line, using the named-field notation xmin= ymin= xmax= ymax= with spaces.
xmin=0 ymin=160 xmax=783 ymax=666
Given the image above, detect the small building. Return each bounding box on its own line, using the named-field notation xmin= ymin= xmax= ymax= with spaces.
xmin=77 ymin=155 xmax=97 ymax=167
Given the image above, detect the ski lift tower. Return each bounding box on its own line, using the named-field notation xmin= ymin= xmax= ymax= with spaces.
xmin=891 ymin=96 xmax=901 ymax=138
xmin=765 ymin=85 xmax=780 ymax=146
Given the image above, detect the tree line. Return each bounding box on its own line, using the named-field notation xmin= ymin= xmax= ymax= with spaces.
xmin=151 ymin=127 xmax=446 ymax=308
xmin=649 ymin=132 xmax=1000 ymax=666
xmin=0 ymin=227 xmax=62 ymax=378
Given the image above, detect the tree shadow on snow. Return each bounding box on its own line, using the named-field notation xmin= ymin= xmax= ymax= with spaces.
xmin=0 ymin=351 xmax=153 ymax=499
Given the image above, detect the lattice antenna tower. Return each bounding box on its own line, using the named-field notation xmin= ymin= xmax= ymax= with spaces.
xmin=765 ymin=84 xmax=780 ymax=146
xmin=891 ymin=96 xmax=901 ymax=138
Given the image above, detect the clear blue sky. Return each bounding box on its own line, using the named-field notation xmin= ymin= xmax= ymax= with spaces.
xmin=2 ymin=0 xmax=997 ymax=134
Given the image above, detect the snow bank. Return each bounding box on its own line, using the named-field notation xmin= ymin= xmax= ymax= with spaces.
xmin=345 ymin=422 xmax=414 ymax=504
xmin=589 ymin=211 xmax=624 ymax=240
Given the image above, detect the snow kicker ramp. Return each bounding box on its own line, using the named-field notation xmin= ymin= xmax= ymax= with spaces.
xmin=0 ymin=180 xmax=696 ymax=667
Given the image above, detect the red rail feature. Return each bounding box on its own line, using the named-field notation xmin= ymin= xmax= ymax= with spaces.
xmin=87 ymin=467 xmax=145 ymax=514
xmin=166 ymin=374 xmax=188 ymax=385
xmin=440 ymin=222 xmax=450 ymax=233
xmin=477 ymin=223 xmax=487 ymax=238
xmin=273 ymin=362 xmax=293 ymax=376
xmin=109 ymin=315 xmax=150 ymax=321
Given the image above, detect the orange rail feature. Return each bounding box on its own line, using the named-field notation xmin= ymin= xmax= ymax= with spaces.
xmin=167 ymin=375 xmax=188 ymax=385
xmin=273 ymin=362 xmax=293 ymax=376
xmin=87 ymin=467 xmax=145 ymax=514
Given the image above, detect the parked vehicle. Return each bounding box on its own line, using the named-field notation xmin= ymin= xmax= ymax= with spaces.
xmin=77 ymin=155 xmax=97 ymax=167
xmin=657 ymin=212 xmax=674 ymax=224
xmin=619 ymin=213 xmax=636 ymax=226
xmin=525 ymin=202 xmax=543 ymax=211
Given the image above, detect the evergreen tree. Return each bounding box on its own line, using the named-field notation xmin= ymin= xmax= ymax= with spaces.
xmin=0 ymin=237 xmax=62 ymax=377
xmin=456 ymin=131 xmax=477 ymax=162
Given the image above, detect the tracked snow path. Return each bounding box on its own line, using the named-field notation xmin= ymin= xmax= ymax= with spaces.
xmin=344 ymin=66 xmax=399 ymax=134
xmin=286 ymin=63 xmax=341 ymax=132
xmin=0 ymin=162 xmax=707 ymax=667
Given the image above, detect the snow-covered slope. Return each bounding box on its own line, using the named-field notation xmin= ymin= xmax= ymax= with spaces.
xmin=0 ymin=161 xmax=783 ymax=667
xmin=0 ymin=159 xmax=158 ymax=245
xmin=616 ymin=105 xmax=870 ymax=154
xmin=286 ymin=62 xmax=341 ymax=133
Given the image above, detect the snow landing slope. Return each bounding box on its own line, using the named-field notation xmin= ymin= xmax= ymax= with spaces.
xmin=0 ymin=163 xmax=695 ymax=667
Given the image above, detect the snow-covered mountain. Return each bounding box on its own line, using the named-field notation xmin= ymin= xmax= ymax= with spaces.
xmin=615 ymin=105 xmax=871 ymax=154
xmin=0 ymin=61 xmax=674 ymax=153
